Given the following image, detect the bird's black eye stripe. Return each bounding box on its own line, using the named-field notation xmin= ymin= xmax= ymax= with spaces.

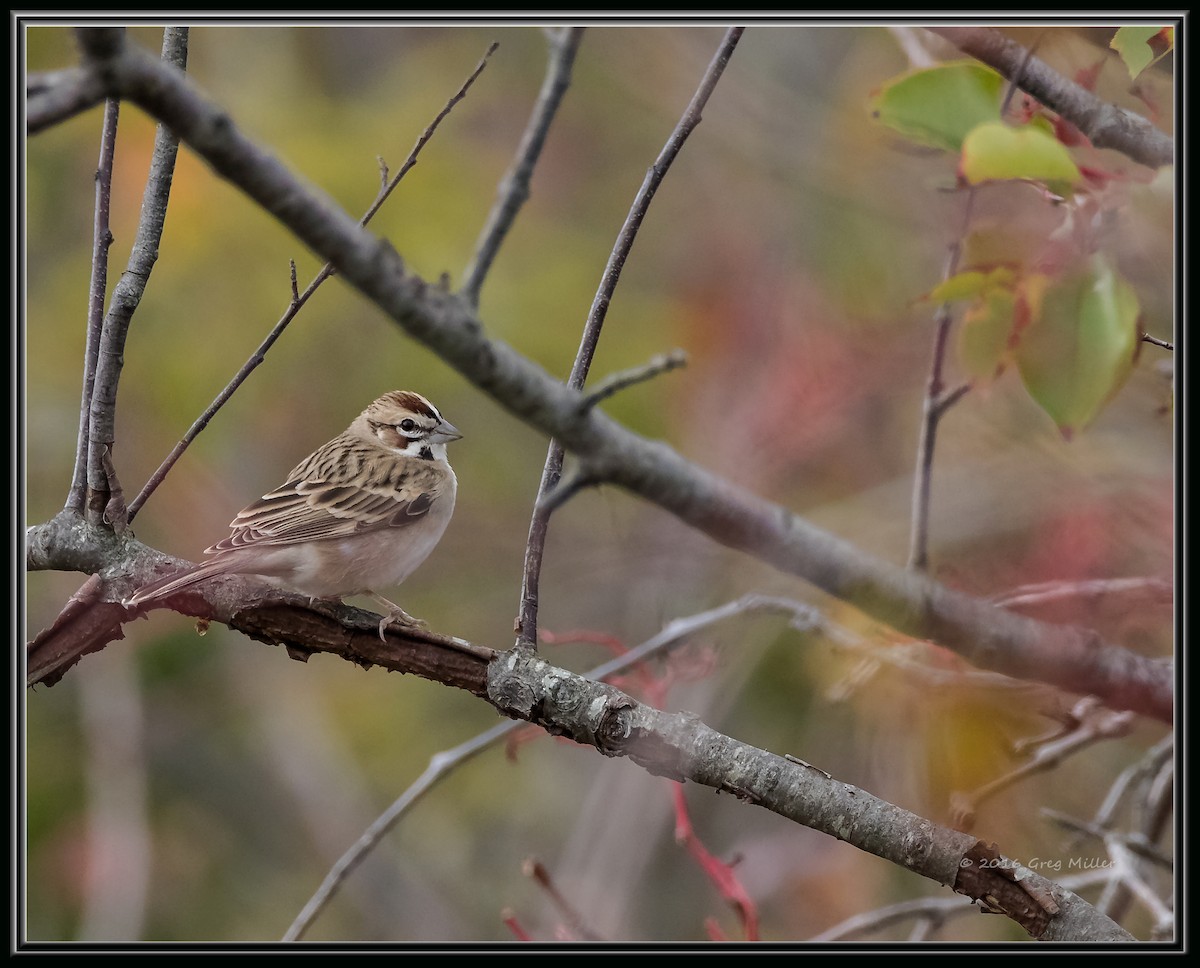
xmin=399 ymin=418 xmax=417 ymax=433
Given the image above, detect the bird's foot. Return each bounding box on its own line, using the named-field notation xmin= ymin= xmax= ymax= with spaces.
xmin=369 ymin=594 xmax=427 ymax=642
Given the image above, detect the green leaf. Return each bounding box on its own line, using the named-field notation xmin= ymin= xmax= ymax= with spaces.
xmin=1015 ymin=258 xmax=1140 ymax=437
xmin=870 ymin=62 xmax=1005 ymax=152
xmin=1110 ymin=25 xmax=1174 ymax=79
xmin=960 ymin=121 xmax=1082 ymax=188
xmin=957 ymin=289 xmax=1017 ymax=383
xmin=928 ymin=266 xmax=1016 ymax=304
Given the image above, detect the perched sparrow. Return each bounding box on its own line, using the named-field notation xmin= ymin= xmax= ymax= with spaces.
xmin=125 ymin=390 xmax=460 ymax=638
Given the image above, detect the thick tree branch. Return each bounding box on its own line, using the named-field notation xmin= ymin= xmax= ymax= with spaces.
xmin=26 ymin=27 xmax=1170 ymax=723
xmin=485 ymin=649 xmax=1133 ymax=941
xmin=26 ymin=528 xmax=493 ymax=690
xmin=927 ymin=26 xmax=1174 ymax=169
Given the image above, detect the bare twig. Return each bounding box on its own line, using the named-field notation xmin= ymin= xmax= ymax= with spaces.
xmin=949 ymin=697 xmax=1135 ymax=832
xmin=810 ymin=895 xmax=974 ymax=942
xmin=515 ymin=27 xmax=744 ymax=649
xmin=523 ymin=858 xmax=605 ymax=942
xmin=907 ymin=188 xmax=976 ymax=572
xmin=927 ymin=26 xmax=1174 ymax=169
xmin=1042 ymin=810 xmax=1173 ymax=870
xmin=1140 ymin=332 xmax=1173 ymax=351
xmin=1090 ymin=736 xmax=1174 ymax=926
xmin=127 ymin=42 xmax=496 ymax=521
xmin=282 ymin=719 xmax=512 ymax=942
xmin=462 ymin=27 xmax=585 ymax=307
xmin=67 ymin=98 xmax=119 ymax=515
xmin=580 ymin=349 xmax=688 ymax=412
xmin=1105 ymin=840 xmax=1174 ymax=937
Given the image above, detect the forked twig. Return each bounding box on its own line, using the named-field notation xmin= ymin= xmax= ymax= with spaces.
xmin=515 ymin=26 xmax=744 ymax=648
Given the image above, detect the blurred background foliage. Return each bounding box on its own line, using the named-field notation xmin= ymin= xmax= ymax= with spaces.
xmin=24 ymin=23 xmax=1173 ymax=943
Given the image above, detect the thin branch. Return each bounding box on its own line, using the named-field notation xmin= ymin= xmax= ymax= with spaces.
xmin=1042 ymin=810 xmax=1173 ymax=871
xmin=127 ymin=42 xmax=496 ymax=521
xmin=926 ymin=26 xmax=1174 ymax=169
xmin=580 ymin=349 xmax=688 ymax=412
xmin=1092 ymin=735 xmax=1174 ymax=832
xmin=522 ymin=858 xmax=605 ymax=943
xmin=461 ymin=27 xmax=585 ymax=307
xmin=1140 ymin=332 xmax=1173 ymax=351
xmin=516 ymin=27 xmax=743 ymax=649
xmin=1105 ymin=840 xmax=1174 ymax=936
xmin=83 ymin=27 xmax=188 ymax=528
xmin=67 ymin=98 xmax=119 ymax=515
xmin=810 ymin=895 xmax=974 ymax=942
xmin=907 ymin=187 xmax=976 ymax=571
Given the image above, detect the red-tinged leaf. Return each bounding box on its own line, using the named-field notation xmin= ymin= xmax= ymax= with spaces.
xmin=961 ymin=121 xmax=1082 ymax=189
xmin=870 ymin=62 xmax=1004 ymax=152
xmin=958 ymin=289 xmax=1017 ymax=383
xmin=1149 ymin=27 xmax=1174 ymax=57
xmin=1110 ymin=25 xmax=1174 ymax=79
xmin=1015 ymin=257 xmax=1141 ymax=436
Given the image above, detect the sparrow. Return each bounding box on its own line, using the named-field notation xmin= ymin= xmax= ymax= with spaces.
xmin=125 ymin=390 xmax=460 ymax=639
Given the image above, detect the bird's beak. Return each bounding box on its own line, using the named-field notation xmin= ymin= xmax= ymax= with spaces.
xmin=430 ymin=419 xmax=462 ymax=444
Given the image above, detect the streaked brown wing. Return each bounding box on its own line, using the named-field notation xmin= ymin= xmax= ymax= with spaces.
xmin=205 ymin=436 xmax=443 ymax=554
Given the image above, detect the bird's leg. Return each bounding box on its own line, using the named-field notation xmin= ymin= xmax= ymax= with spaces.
xmin=368 ymin=592 xmax=427 ymax=642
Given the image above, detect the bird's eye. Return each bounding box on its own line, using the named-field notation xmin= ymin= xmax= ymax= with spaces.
xmin=399 ymin=418 xmax=416 ymax=433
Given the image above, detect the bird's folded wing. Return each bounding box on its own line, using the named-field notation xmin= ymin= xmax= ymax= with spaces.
xmin=206 ymin=463 xmax=441 ymax=553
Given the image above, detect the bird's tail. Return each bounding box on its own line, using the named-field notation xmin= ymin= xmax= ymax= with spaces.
xmin=124 ymin=559 xmax=227 ymax=609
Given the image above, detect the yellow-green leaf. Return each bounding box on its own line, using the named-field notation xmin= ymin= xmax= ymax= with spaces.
xmin=1110 ymin=25 xmax=1174 ymax=79
xmin=958 ymin=289 xmax=1016 ymax=383
xmin=961 ymin=121 xmax=1082 ymax=188
xmin=1015 ymin=258 xmax=1140 ymax=437
xmin=928 ymin=266 xmax=1016 ymax=304
xmin=870 ymin=62 xmax=1004 ymax=152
